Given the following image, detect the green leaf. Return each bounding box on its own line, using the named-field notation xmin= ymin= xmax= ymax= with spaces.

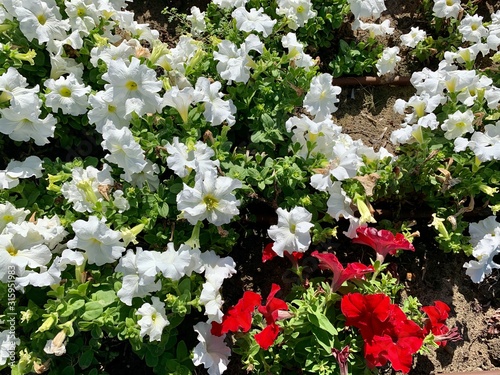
xmin=91 ymin=290 xmax=116 ymax=307
xmin=62 ymin=366 xmax=75 ymax=375
xmin=307 ymin=308 xmax=338 ymax=336
xmin=82 ymin=301 xmax=103 ymax=321
xmin=79 ymin=349 xmax=94 ymax=369
xmin=157 ymin=202 xmax=169 ymax=217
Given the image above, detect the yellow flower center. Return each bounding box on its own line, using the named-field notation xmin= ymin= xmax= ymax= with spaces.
xmin=126 ymin=81 xmax=138 ymax=91
xmin=77 ymin=7 xmax=86 ymax=17
xmin=7 ymin=245 xmax=17 ymax=256
xmin=107 ymin=104 xmax=116 ymax=113
xmin=455 ymin=121 xmax=466 ymax=129
xmin=297 ymin=5 xmax=305 ymax=13
xmin=290 ymin=223 xmax=297 ymax=233
xmin=37 ymin=14 xmax=47 ymax=25
xmin=59 ymin=87 xmax=72 ymax=98
xmin=446 ymin=0 xmax=453 ymax=5
xmin=203 ymin=195 xmax=219 ymax=211
xmin=3 ymin=214 xmax=14 ymax=223
xmin=471 ymin=24 xmax=478 ymax=31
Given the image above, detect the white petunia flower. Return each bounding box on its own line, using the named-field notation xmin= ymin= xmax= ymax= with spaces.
xmin=464 ymin=232 xmax=500 ymax=283
xmin=193 ymin=321 xmax=231 ymax=375
xmin=64 ymin=0 xmax=100 ymax=36
xmin=165 ymin=137 xmax=220 ymax=178
xmin=467 ymin=123 xmax=500 ymax=162
xmin=67 ymin=216 xmax=125 ymax=266
xmin=101 ymin=57 xmax=163 ymax=118
xmin=267 ymin=206 xmax=314 ymax=257
xmin=49 ymin=53 xmax=84 ymax=81
xmin=0 ymin=67 xmax=39 ymax=106
xmin=123 ymin=159 xmax=160 ymax=191
xmin=303 ymin=73 xmax=341 ymax=120
xmin=5 ymin=156 xmax=43 ymax=180
xmin=359 ymin=19 xmax=394 ymax=38
xmin=162 ymin=86 xmax=202 ymax=124
xmin=43 ymin=331 xmax=67 ymax=356
xmin=433 ymin=0 xmax=462 ymax=19
xmin=0 ymin=93 xmax=57 ymax=145
xmin=177 ymin=171 xmax=242 ymax=226
xmin=199 ymin=280 xmax=224 ymax=323
xmin=14 ymin=0 xmax=70 ymax=44
xmin=400 ymin=27 xmax=427 ymax=48
xmin=0 ymin=202 xmax=29 ymax=232
xmin=136 ymin=297 xmax=170 ymax=342
xmin=326 ymin=181 xmax=355 ymax=221
xmin=187 ymin=6 xmax=206 ymax=36
xmin=441 ymin=109 xmax=475 ymax=140
xmin=44 ymin=73 xmax=90 ymax=116
xmin=88 ymin=91 xmax=130 ymax=132
xmin=233 ymin=7 xmax=277 ymax=37
xmin=469 ymin=216 xmax=499 ymax=247
xmin=376 ymin=46 xmax=401 ymax=76
xmin=61 ymin=164 xmax=114 ymax=213
xmin=214 ymin=34 xmax=263 ymax=85
xmin=101 ymin=123 xmax=147 ymax=176
xmin=213 ymin=0 xmax=248 ymax=9
xmin=458 ymin=14 xmax=488 ymax=43
xmin=200 ymin=250 xmax=237 ymax=288
xmin=112 ymin=190 xmax=130 ymax=213
xmin=112 ymin=10 xmax=159 ymax=44
xmin=194 ymin=77 xmax=237 ymax=126
xmin=89 ymin=41 xmax=136 ymax=68
xmin=115 ymin=248 xmax=161 ymax=306
xmin=281 ymin=32 xmax=315 ymax=69
xmin=277 ymin=0 xmax=317 ymax=30
xmin=348 ymin=0 xmax=386 ymax=19
xmin=0 ymin=330 xmax=20 ymax=365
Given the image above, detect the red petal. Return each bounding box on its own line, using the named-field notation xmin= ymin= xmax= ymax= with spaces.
xmin=262 ymin=242 xmax=277 ymax=263
xmin=255 ymin=323 xmax=280 ymax=350
xmin=220 ymin=291 xmax=262 ymax=334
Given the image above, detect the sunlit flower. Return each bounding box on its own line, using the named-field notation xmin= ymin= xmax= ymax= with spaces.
xmin=233 ymin=7 xmax=276 ymax=37
xmin=44 ymin=73 xmax=91 ymax=116
xmin=136 ymin=297 xmax=170 ymax=342
xmin=303 ymin=73 xmax=341 ymax=120
xmin=281 ymin=32 xmax=315 ymax=69
xmin=199 ymin=280 xmax=225 ymax=322
xmin=43 ymin=331 xmax=66 ymax=356
xmin=441 ymin=109 xmax=475 ymax=140
xmin=376 ymin=46 xmax=401 ymax=76
xmin=14 ymin=0 xmax=70 ymax=44
xmin=67 ymin=216 xmax=125 ymax=266
xmin=400 ymin=27 xmax=427 ymax=48
xmin=177 ymin=171 xmax=242 ymax=226
xmin=0 ymin=330 xmax=20 ymax=365
xmin=65 ymin=0 xmax=100 ymax=36
xmin=101 ymin=57 xmax=163 ymax=118
xmin=267 ymin=206 xmax=314 ymax=257
xmin=61 ymin=164 xmax=114 ymax=213
xmin=88 ymin=91 xmax=130 ymax=132
xmin=432 ymin=0 xmax=462 ymax=19
xmin=359 ymin=19 xmax=394 ymax=38
xmin=458 ymin=14 xmax=488 ymax=43
xmin=162 ymin=86 xmax=201 ymax=124
xmin=193 ymin=321 xmax=231 ymax=375
xmin=277 ymin=0 xmax=317 ymax=30
xmin=0 ymin=202 xmax=29 ymax=232
xmin=165 ymin=137 xmax=219 ymax=178
xmin=194 ymin=77 xmax=237 ymax=126
xmin=348 ymin=0 xmax=386 ymax=19
xmin=187 ymin=6 xmax=206 ymax=36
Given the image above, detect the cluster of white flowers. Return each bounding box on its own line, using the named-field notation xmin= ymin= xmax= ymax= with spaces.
xmin=463 ymin=216 xmax=500 ymax=283
xmin=390 ymin=56 xmax=500 ymax=159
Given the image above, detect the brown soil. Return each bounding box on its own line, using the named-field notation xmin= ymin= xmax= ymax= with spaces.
xmin=126 ymin=1 xmax=500 ymax=374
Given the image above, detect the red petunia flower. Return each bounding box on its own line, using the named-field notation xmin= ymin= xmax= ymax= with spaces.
xmin=352 ymin=226 xmax=415 ymax=263
xmin=212 ymin=291 xmax=262 ymax=336
xmin=254 ymin=283 xmax=290 ymax=350
xmin=311 ymin=250 xmax=375 ymax=292
xmin=421 ymin=301 xmax=461 ymax=346
xmin=341 ymin=293 xmax=424 ymax=374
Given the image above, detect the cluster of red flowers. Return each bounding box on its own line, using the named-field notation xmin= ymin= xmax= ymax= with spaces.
xmin=211 ymin=283 xmax=289 ymax=350
xmin=341 ymin=293 xmax=424 ymax=373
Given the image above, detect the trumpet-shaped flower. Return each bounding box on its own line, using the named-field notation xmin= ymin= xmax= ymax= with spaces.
xmin=303 ymin=73 xmax=341 ymax=120
xmin=187 ymin=6 xmax=206 ymax=36
xmin=0 ymin=93 xmax=57 ymax=145
xmin=162 ymin=86 xmax=202 ymax=124
xmin=441 ymin=109 xmax=475 ymax=140
xmin=193 ymin=321 xmax=231 ymax=375
xmin=61 ymin=164 xmax=114 ymax=213
xmin=348 ymin=0 xmax=386 ymax=19
xmin=200 ymin=250 xmax=237 ymax=289
xmin=326 ymin=181 xmax=355 ymax=220
xmin=277 ymin=0 xmax=317 ymax=30
xmin=376 ymin=46 xmax=401 ymax=76
xmin=281 ymin=32 xmax=315 ymax=69
xmin=0 ymin=67 xmax=39 ymax=106
xmin=0 ymin=202 xmax=29 ymax=232
xmin=232 ymin=7 xmax=276 ymax=37
xmin=88 ymin=91 xmax=130 ymax=132
xmin=213 ymin=0 xmax=248 ymax=8
xmin=194 ymin=77 xmax=236 ymax=126
xmin=136 ymin=297 xmax=170 ymax=342
xmin=359 ymin=19 xmax=394 ymax=38
xmin=177 ymin=171 xmax=242 ymax=226
xmin=115 ymin=248 xmax=161 ymax=306
xmin=400 ymin=27 xmax=427 ymax=48
xmin=14 ymin=0 xmax=70 ymax=44
xmin=44 ymin=73 xmax=91 ymax=116
xmin=165 ymin=137 xmax=219 ymax=178
xmin=101 ymin=57 xmax=163 ymax=118
xmin=267 ymin=206 xmax=314 ymax=257
xmin=0 ymin=330 xmax=20 ymax=366
xmin=5 ymin=156 xmax=43 ymax=181
xmin=67 ymin=216 xmax=125 ymax=266
xmin=101 ymin=123 xmax=147 ymax=176
xmin=312 ymin=251 xmax=374 ymax=291
xmin=458 ymin=14 xmax=488 ymax=43
xmin=89 ymin=41 xmax=136 ymax=68
xmin=199 ymin=280 xmax=225 ymax=323
xmin=65 ymin=0 xmax=100 ymax=36
xmin=464 ymin=232 xmax=500 ymax=283
xmin=432 ymin=0 xmax=462 ymax=19
xmin=214 ymin=34 xmax=263 ymax=85
xmin=352 ymin=226 xmax=415 ymax=263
